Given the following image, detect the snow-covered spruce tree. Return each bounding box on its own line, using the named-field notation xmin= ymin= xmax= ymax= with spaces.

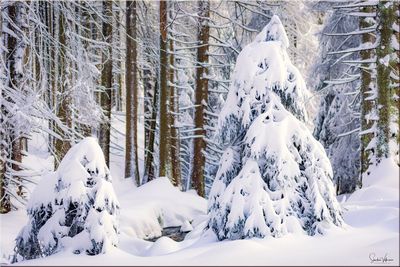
xmin=13 ymin=137 xmax=119 ymax=262
xmin=207 ymin=16 xmax=343 ymax=240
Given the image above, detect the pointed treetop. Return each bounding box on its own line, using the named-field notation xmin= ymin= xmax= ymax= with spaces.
xmin=254 ymin=15 xmax=289 ymax=49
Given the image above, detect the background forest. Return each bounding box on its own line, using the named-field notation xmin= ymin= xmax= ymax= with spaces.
xmin=2 ymin=0 xmax=398 ymax=207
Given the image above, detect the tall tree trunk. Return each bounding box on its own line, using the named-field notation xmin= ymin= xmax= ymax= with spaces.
xmin=143 ymin=3 xmax=158 ymax=184
xmin=0 ymin=2 xmax=28 ymax=211
xmin=158 ymin=0 xmax=171 ymax=178
xmin=48 ymin=1 xmax=56 ymax=156
xmin=9 ymin=3 xmax=22 ymax=199
xmin=190 ymin=0 xmax=210 ymax=197
xmin=80 ymin=1 xmax=94 ymax=138
xmin=376 ymin=1 xmax=395 ymax=160
xmin=0 ymin=133 xmax=10 ymax=213
xmin=359 ymin=6 xmax=375 ymax=179
xmin=54 ymin=4 xmax=71 ymax=168
xmin=125 ymin=0 xmax=140 ymax=184
xmin=0 ymin=3 xmax=16 ymax=214
xmin=99 ymin=0 xmax=113 ymax=167
xmin=116 ymin=2 xmax=123 ymax=112
xmin=143 ymin=65 xmax=152 ymax=181
xmin=169 ymin=33 xmax=181 ymax=187
xmin=0 ymin=143 xmax=10 ymax=212
xmin=37 ymin=1 xmax=53 ymax=145
xmin=144 ymin=78 xmax=158 ymax=183
xmin=393 ymin=3 xmax=400 ymax=154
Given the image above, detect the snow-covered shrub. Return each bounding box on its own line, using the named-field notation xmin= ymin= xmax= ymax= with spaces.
xmin=207 ymin=15 xmax=343 ymax=240
xmin=13 ymin=137 xmax=119 ymax=262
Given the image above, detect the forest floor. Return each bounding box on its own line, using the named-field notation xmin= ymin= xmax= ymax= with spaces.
xmin=0 ymin=114 xmax=398 ymax=266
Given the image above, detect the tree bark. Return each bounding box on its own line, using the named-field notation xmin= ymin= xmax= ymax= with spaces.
xmin=144 ymin=78 xmax=158 ymax=183
xmin=48 ymin=1 xmax=56 ymax=155
xmin=54 ymin=4 xmax=71 ymax=168
xmin=143 ymin=3 xmax=158 ymax=184
xmin=8 ymin=3 xmax=22 ymax=199
xmin=99 ymin=0 xmax=113 ymax=167
xmin=0 ymin=2 xmax=28 ymax=211
xmin=0 ymin=3 xmax=16 ymax=214
xmin=393 ymin=2 xmax=400 ymax=152
xmin=376 ymin=2 xmax=395 ymax=160
xmin=116 ymin=2 xmax=123 ymax=112
xmin=158 ymin=0 xmax=171 ymax=178
xmin=125 ymin=0 xmax=140 ymax=184
xmin=169 ymin=33 xmax=181 ymax=187
xmin=190 ymin=0 xmax=210 ymax=197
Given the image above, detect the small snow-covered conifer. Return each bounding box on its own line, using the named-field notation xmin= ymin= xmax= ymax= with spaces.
xmin=207 ymin=15 xmax=343 ymax=240
xmin=13 ymin=137 xmax=119 ymax=262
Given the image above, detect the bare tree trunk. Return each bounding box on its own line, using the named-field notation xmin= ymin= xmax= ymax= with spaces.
xmin=143 ymin=65 xmax=152 ymax=181
xmin=1 ymin=2 xmax=28 ymax=210
xmin=12 ymin=139 xmax=23 ymax=197
xmin=54 ymin=5 xmax=71 ymax=168
xmin=0 ymin=135 xmax=10 ymax=213
xmin=8 ymin=3 xmax=22 ymax=199
xmin=190 ymin=0 xmax=210 ymax=197
xmin=0 ymin=4 xmax=14 ymax=214
xmin=142 ymin=3 xmax=158 ymax=184
xmin=168 ymin=35 xmax=181 ymax=187
xmin=80 ymin=1 xmax=94 ymax=138
xmin=158 ymin=0 xmax=171 ymax=178
xmin=144 ymin=78 xmax=158 ymax=183
xmin=48 ymin=1 xmax=56 ymax=156
xmin=125 ymin=0 xmax=140 ymax=184
xmin=115 ymin=2 xmax=123 ymax=112
xmin=99 ymin=0 xmax=113 ymax=167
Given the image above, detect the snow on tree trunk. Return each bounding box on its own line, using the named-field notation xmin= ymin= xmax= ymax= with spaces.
xmin=13 ymin=137 xmax=119 ymax=262
xmin=207 ymin=15 xmax=343 ymax=240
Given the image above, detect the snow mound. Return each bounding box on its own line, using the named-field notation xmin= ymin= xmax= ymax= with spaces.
xmin=363 ymin=157 xmax=399 ymax=188
xmin=347 ymin=157 xmax=399 ymax=204
xmin=118 ymin=177 xmax=206 ymax=240
xmin=146 ymin=237 xmax=180 ymax=256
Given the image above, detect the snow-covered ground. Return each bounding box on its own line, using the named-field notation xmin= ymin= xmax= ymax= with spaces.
xmin=1 ymin=114 xmax=398 ymax=266
xmin=1 ymin=161 xmax=398 ymax=265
